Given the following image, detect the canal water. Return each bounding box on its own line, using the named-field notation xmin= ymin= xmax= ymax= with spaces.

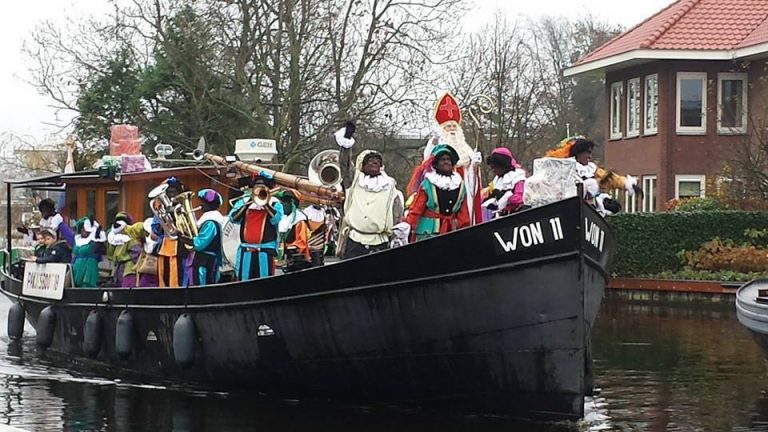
xmin=0 ymin=296 xmax=765 ymax=431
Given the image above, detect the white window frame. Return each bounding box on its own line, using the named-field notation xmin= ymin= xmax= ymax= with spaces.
xmin=644 ymin=74 xmax=658 ymax=135
xmin=610 ymin=81 xmax=623 ymax=140
xmin=626 ymin=78 xmax=641 ymax=138
xmin=676 ymin=72 xmax=707 ymax=135
xmin=675 ymin=174 xmax=706 ymax=199
xmin=623 ymin=189 xmax=637 ymax=213
xmin=642 ymin=175 xmax=657 ymax=212
xmin=717 ymin=72 xmax=748 ymax=135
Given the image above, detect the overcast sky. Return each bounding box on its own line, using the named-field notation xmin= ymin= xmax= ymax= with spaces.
xmin=0 ymin=0 xmax=674 ymax=143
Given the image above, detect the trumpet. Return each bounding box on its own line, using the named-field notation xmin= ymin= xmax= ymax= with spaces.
xmin=230 ymin=186 xmax=280 ymax=219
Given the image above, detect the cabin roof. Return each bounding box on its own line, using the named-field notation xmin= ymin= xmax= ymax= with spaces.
xmin=4 ymin=166 xmax=226 ymax=189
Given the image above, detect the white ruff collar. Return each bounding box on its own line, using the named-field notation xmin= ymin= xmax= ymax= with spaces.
xmin=494 ymin=170 xmax=526 ymax=190
xmin=107 ymin=224 xmax=131 ymax=246
xmin=75 ymin=222 xmax=106 ymax=247
xmin=357 ymin=173 xmax=394 ymax=192
xmin=197 ymin=210 xmax=226 ymax=228
xmin=425 ymin=171 xmax=462 ymax=191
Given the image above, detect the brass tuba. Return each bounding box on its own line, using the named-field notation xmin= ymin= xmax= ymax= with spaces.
xmin=308 ymin=150 xmax=342 ymax=190
xmin=172 ymin=191 xmax=200 ymax=239
xmin=148 ymin=183 xmax=178 ymax=237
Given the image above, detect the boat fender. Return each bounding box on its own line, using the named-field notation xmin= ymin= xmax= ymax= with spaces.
xmin=36 ymin=305 xmax=56 ymax=349
xmin=173 ymin=314 xmax=196 ymax=369
xmin=7 ymin=302 xmax=25 ymax=341
xmin=115 ymin=310 xmax=134 ymax=360
xmin=83 ymin=310 xmax=103 ymax=358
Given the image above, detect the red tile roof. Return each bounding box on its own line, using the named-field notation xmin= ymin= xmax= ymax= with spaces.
xmin=574 ymin=0 xmax=768 ymax=67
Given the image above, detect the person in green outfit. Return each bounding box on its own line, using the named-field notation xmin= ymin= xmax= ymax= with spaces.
xmin=72 ymin=217 xmax=106 ymax=288
xmin=106 ymin=212 xmax=138 ymax=288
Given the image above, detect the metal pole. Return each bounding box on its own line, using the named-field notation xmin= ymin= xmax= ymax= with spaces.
xmin=6 ymin=182 xmax=11 ymax=270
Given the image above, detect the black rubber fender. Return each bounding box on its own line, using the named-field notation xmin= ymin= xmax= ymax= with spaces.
xmin=7 ymin=302 xmax=25 ymax=341
xmin=83 ymin=310 xmax=102 ymax=358
xmin=173 ymin=313 xmax=197 ymax=369
xmin=115 ymin=310 xmax=134 ymax=360
xmin=36 ymin=305 xmax=56 ymax=349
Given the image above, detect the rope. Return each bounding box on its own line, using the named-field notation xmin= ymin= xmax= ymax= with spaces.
xmin=193 ymin=167 xmax=241 ymax=193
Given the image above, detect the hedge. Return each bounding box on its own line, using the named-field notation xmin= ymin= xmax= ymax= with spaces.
xmin=607 ymin=211 xmax=768 ymax=277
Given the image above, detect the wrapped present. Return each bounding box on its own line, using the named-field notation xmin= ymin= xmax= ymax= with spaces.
xmin=121 ymin=155 xmax=150 ymax=174
xmin=523 ymin=157 xmax=580 ymax=208
xmin=109 ymin=124 xmax=141 ymax=156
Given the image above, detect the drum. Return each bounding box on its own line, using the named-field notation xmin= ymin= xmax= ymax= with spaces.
xmin=220 ymin=220 xmax=241 ymax=273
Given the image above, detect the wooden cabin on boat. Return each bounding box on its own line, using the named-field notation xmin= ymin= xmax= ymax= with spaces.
xmin=9 ymin=166 xmax=239 ymax=229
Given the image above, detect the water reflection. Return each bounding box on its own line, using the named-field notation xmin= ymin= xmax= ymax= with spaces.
xmin=594 ymin=299 xmax=768 ymax=431
xmin=1 ymin=296 xmax=768 ymax=430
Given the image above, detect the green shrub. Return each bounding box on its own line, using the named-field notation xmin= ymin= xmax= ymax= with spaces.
xmin=670 ymin=197 xmax=729 ymax=212
xmin=607 ymin=211 xmax=768 ymax=277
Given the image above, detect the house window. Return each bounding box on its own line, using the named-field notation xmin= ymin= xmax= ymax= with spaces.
xmin=610 ymin=81 xmax=622 ymax=140
xmin=105 ymin=191 xmax=120 ymax=226
xmin=675 ymin=175 xmax=705 ymax=199
xmin=676 ymin=72 xmax=707 ymax=135
xmin=718 ymin=72 xmax=747 ymax=134
xmin=612 ymin=189 xmax=637 ymax=213
xmin=86 ymin=190 xmax=97 ymax=217
xmin=644 ymin=74 xmax=658 ymax=135
xmin=624 ymin=189 xmax=637 ymax=213
xmin=626 ymin=78 xmax=641 ymax=137
xmin=66 ymin=191 xmax=78 ymax=222
xmin=642 ymin=175 xmax=657 ymax=212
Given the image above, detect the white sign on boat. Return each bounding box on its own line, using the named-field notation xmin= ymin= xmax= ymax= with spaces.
xmin=22 ymin=263 xmax=68 ymax=300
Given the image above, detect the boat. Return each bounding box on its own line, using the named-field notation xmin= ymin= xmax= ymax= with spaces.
xmin=736 ymin=280 xmax=768 ymax=359
xmin=0 ymin=154 xmax=614 ymax=421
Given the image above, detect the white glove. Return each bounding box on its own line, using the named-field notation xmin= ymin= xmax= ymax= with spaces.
xmin=334 ymin=128 xmax=355 ymax=149
xmin=471 ymin=151 xmax=482 ymax=164
xmin=481 ymin=198 xmax=499 ymax=209
xmin=624 ymin=175 xmax=638 ymax=195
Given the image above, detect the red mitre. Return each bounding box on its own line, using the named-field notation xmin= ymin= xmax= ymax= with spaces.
xmin=433 ymin=92 xmax=461 ymax=126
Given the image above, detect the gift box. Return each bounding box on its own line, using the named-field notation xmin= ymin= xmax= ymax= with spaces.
xmin=121 ymin=155 xmax=149 ymax=174
xmin=109 ymin=124 xmax=141 ymax=156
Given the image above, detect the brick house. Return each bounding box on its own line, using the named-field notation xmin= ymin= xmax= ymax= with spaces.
xmin=564 ymin=0 xmax=768 ymax=211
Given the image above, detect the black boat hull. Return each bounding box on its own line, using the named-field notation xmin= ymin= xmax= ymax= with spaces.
xmin=1 ymin=197 xmax=613 ymax=421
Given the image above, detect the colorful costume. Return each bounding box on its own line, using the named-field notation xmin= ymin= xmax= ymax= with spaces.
xmin=341 ymin=151 xmax=403 ymax=259
xmin=72 ymin=217 xmax=106 ymax=288
xmin=482 ymin=147 xmax=526 ymax=218
xmin=229 ymin=174 xmax=284 ymax=280
xmin=39 ymin=212 xmax=75 ymax=247
xmin=106 ymin=212 xmax=137 ymax=287
xmin=124 ymin=218 xmax=159 ymax=288
xmin=419 ymin=93 xmax=483 ymax=224
xmin=303 ymin=204 xmax=327 ymax=266
xmin=406 ymin=144 xmax=470 ymax=241
xmin=191 ymin=189 xmax=226 ymax=286
xmin=278 ymin=191 xmax=312 ymax=271
xmin=151 ymin=177 xmax=190 ymax=288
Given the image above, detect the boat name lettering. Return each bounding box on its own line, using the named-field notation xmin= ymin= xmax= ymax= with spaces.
xmin=494 ymin=218 xmax=563 ymax=253
xmin=584 ymin=218 xmax=605 ymax=253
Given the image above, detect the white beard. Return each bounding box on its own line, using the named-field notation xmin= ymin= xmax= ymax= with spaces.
xmin=439 ymin=126 xmax=474 ymax=168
